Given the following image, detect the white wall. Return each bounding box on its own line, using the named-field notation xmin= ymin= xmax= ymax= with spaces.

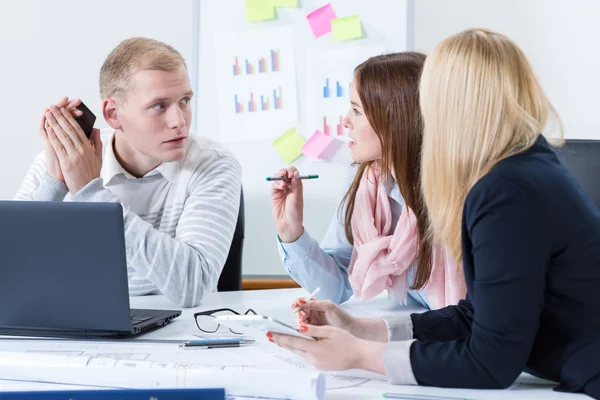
xmin=0 ymin=0 xmax=195 ymax=199
xmin=414 ymin=0 xmax=600 ymax=140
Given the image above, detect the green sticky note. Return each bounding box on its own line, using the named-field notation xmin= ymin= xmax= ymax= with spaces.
xmin=331 ymin=15 xmax=362 ymax=42
xmin=269 ymin=0 xmax=297 ymax=7
xmin=246 ymin=0 xmax=276 ymax=22
xmin=273 ymin=128 xmax=305 ymax=164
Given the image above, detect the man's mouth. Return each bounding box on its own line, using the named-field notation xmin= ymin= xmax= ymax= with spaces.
xmin=165 ymin=137 xmax=186 ymax=144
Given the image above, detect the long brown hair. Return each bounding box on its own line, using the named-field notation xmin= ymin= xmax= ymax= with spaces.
xmin=340 ymin=52 xmax=432 ymax=290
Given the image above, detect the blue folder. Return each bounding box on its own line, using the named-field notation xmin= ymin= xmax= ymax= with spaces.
xmin=0 ymin=388 xmax=225 ymax=399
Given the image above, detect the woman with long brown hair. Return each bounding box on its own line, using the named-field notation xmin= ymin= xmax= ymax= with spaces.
xmin=270 ymin=52 xmax=465 ymax=313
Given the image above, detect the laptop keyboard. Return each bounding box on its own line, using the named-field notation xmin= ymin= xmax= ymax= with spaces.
xmin=130 ymin=315 xmax=154 ymax=326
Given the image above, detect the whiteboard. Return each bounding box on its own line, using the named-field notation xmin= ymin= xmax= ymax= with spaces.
xmin=195 ymin=0 xmax=409 ymax=275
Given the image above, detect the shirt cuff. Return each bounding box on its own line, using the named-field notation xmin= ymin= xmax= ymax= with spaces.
xmin=382 ymin=314 xmax=414 ymax=341
xmin=34 ymin=174 xmax=69 ymax=201
xmin=71 ymin=178 xmax=116 ymax=202
xmin=384 ymin=339 xmax=418 ymax=385
xmin=278 ymin=230 xmax=315 ymax=259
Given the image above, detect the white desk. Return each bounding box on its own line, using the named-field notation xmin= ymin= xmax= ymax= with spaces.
xmin=0 ymin=289 xmax=586 ymax=399
xmin=128 ymin=289 xmax=584 ymax=400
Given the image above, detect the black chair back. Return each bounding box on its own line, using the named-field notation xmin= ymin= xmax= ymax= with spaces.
xmin=555 ymin=139 xmax=600 ymax=209
xmin=217 ymin=188 xmax=245 ymax=291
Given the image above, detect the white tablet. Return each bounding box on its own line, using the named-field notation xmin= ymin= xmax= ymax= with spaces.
xmin=214 ymin=315 xmax=315 ymax=340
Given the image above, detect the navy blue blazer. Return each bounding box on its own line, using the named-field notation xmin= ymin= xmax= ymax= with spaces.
xmin=409 ymin=136 xmax=600 ymax=398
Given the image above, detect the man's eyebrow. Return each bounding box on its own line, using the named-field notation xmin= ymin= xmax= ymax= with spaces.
xmin=146 ymin=91 xmax=194 ymax=105
xmin=147 ymin=97 xmax=169 ymax=105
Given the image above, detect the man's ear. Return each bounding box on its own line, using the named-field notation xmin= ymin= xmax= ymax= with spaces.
xmin=103 ymin=99 xmax=122 ymax=130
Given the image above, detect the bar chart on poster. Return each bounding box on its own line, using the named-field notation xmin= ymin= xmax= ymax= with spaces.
xmin=305 ymin=46 xmax=386 ymax=140
xmin=215 ymin=26 xmax=298 ymax=143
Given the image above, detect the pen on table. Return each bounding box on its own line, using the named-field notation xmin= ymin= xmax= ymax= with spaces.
xmin=180 ymin=338 xmax=255 ymax=349
xmin=293 ymin=287 xmax=321 ymax=313
xmin=382 ymin=393 xmax=477 ymax=400
xmin=266 ymin=174 xmax=319 ymax=182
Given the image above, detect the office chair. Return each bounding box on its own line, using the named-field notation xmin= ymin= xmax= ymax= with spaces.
xmin=554 ymin=139 xmax=600 ymax=209
xmin=217 ymin=188 xmax=245 ymax=291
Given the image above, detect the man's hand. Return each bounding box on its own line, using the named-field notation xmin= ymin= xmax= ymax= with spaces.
xmin=39 ymin=97 xmax=83 ymax=183
xmin=45 ymin=105 xmax=102 ymax=194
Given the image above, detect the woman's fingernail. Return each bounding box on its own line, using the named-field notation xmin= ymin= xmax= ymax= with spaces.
xmin=268 ymin=338 xmax=274 ymax=343
xmin=299 ymin=325 xmax=308 ymax=333
xmin=291 ymin=303 xmax=298 ymax=309
xmin=299 ymin=299 xmax=306 ymax=304
xmin=266 ymin=332 xmax=272 ymax=339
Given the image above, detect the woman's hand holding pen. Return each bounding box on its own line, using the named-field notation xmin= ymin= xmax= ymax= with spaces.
xmin=294 ymin=298 xmax=354 ymax=330
xmin=270 ymin=166 xmax=305 ymax=243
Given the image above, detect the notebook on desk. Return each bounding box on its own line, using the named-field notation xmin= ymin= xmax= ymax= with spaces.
xmin=0 ymin=201 xmax=181 ymax=338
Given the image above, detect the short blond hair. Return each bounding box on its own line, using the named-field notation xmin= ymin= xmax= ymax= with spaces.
xmin=99 ymin=37 xmax=186 ymax=100
xmin=420 ymin=29 xmax=562 ymax=262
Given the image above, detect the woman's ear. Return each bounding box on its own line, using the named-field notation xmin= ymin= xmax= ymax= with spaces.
xmin=103 ymin=99 xmax=122 ymax=130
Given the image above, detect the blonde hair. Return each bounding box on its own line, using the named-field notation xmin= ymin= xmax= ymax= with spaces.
xmin=420 ymin=28 xmax=563 ymax=262
xmin=99 ymin=37 xmax=186 ymax=101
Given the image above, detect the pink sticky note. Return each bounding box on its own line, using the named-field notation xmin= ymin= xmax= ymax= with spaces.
xmin=301 ymin=130 xmax=335 ymax=159
xmin=306 ymin=4 xmax=336 ymax=38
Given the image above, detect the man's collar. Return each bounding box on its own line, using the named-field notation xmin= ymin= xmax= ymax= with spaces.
xmin=100 ymin=130 xmax=181 ymax=184
xmin=154 ymin=160 xmax=181 ymax=183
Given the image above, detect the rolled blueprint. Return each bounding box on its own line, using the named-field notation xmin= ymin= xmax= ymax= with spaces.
xmin=0 ymin=351 xmax=326 ymax=400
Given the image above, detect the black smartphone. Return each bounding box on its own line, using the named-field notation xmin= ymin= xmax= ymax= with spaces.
xmin=74 ymin=101 xmax=96 ymax=139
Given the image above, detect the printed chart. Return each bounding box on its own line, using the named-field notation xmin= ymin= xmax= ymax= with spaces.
xmin=215 ymin=26 xmax=298 ymax=142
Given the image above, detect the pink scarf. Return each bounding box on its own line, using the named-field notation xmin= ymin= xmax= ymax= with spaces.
xmin=347 ymin=165 xmax=466 ymax=310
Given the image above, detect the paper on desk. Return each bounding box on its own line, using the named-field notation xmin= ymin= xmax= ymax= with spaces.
xmin=0 ymin=378 xmax=99 ymax=392
xmin=0 ymin=341 xmax=322 ymax=399
xmin=0 ymin=351 xmax=325 ymax=399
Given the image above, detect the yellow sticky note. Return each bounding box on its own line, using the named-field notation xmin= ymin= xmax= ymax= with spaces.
xmin=331 ymin=15 xmax=362 ymax=42
xmin=246 ymin=0 xmax=276 ymax=22
xmin=273 ymin=128 xmax=305 ymax=164
xmin=269 ymin=0 xmax=297 ymax=7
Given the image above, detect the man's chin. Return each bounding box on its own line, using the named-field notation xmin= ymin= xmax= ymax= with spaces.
xmin=160 ymin=150 xmax=187 ymax=162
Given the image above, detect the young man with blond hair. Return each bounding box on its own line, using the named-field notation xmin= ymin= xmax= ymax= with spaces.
xmin=15 ymin=38 xmax=241 ymax=308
